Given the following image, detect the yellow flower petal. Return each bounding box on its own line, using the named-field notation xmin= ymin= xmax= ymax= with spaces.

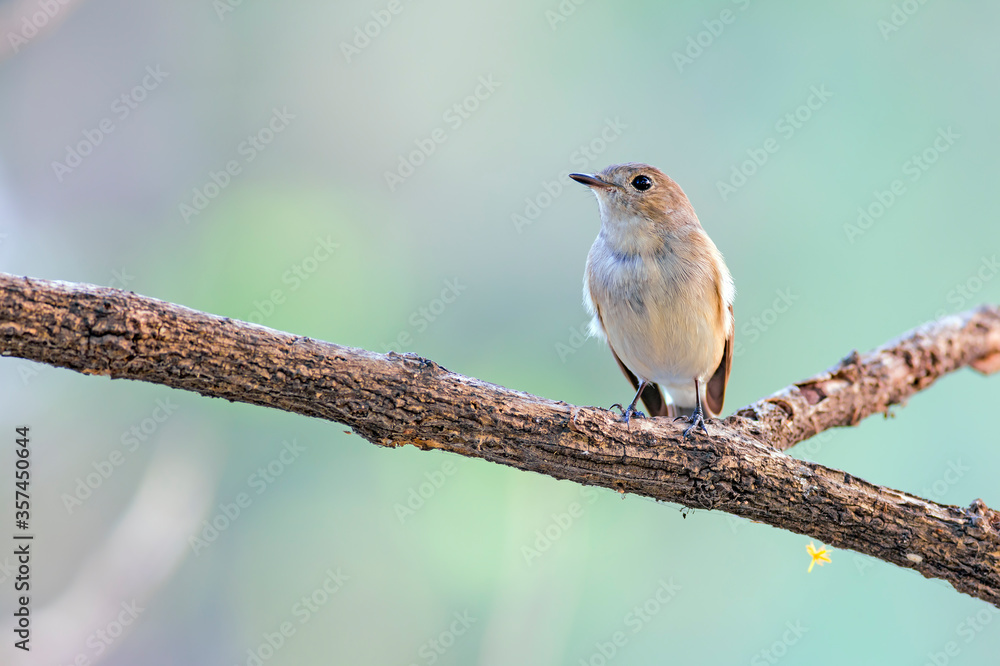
xmin=806 ymin=542 xmax=831 ymax=572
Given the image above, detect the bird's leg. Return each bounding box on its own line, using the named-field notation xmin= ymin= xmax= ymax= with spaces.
xmin=611 ymin=380 xmax=648 ymax=423
xmin=673 ymin=378 xmax=708 ymax=437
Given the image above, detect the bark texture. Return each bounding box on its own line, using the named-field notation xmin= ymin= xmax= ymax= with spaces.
xmin=2 ymin=273 xmax=999 ymax=606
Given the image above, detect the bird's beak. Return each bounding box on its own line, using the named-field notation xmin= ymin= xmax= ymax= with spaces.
xmin=569 ymin=173 xmax=614 ymax=190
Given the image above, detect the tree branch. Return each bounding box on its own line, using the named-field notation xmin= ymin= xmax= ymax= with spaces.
xmin=728 ymin=308 xmax=1000 ymax=451
xmin=2 ymin=272 xmax=999 ymax=606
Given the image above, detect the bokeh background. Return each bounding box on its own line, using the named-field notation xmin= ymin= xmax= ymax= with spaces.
xmin=1 ymin=0 xmax=999 ymax=663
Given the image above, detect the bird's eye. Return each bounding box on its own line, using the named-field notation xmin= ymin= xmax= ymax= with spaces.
xmin=631 ymin=175 xmax=652 ymax=191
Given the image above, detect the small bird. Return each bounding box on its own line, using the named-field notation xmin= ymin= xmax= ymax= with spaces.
xmin=570 ymin=164 xmax=734 ymax=436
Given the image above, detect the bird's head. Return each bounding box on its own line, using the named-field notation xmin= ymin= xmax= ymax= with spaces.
xmin=570 ymin=163 xmax=698 ymax=235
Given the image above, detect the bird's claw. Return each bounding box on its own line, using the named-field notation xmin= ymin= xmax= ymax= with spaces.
xmin=675 ymin=411 xmax=708 ymax=438
xmin=610 ymin=403 xmax=645 ymax=423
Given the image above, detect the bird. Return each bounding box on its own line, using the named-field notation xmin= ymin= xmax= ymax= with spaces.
xmin=569 ymin=163 xmax=734 ymax=437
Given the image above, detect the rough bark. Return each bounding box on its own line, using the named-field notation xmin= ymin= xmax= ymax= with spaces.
xmin=2 ymin=273 xmax=999 ymax=606
xmin=728 ymin=310 xmax=1000 ymax=450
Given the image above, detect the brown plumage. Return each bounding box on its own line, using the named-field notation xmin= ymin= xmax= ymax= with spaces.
xmin=570 ymin=163 xmax=734 ymax=436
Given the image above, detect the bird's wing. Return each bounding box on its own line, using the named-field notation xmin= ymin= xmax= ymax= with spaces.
xmin=705 ymin=303 xmax=734 ymax=417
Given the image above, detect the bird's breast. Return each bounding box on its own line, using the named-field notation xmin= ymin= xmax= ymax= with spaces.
xmin=586 ymin=234 xmax=725 ymax=385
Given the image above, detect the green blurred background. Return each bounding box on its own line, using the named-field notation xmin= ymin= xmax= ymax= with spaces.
xmin=1 ymin=0 xmax=999 ymax=663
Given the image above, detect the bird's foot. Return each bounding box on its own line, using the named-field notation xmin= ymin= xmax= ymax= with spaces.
xmin=610 ymin=403 xmax=645 ymax=424
xmin=674 ymin=410 xmax=708 ymax=438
